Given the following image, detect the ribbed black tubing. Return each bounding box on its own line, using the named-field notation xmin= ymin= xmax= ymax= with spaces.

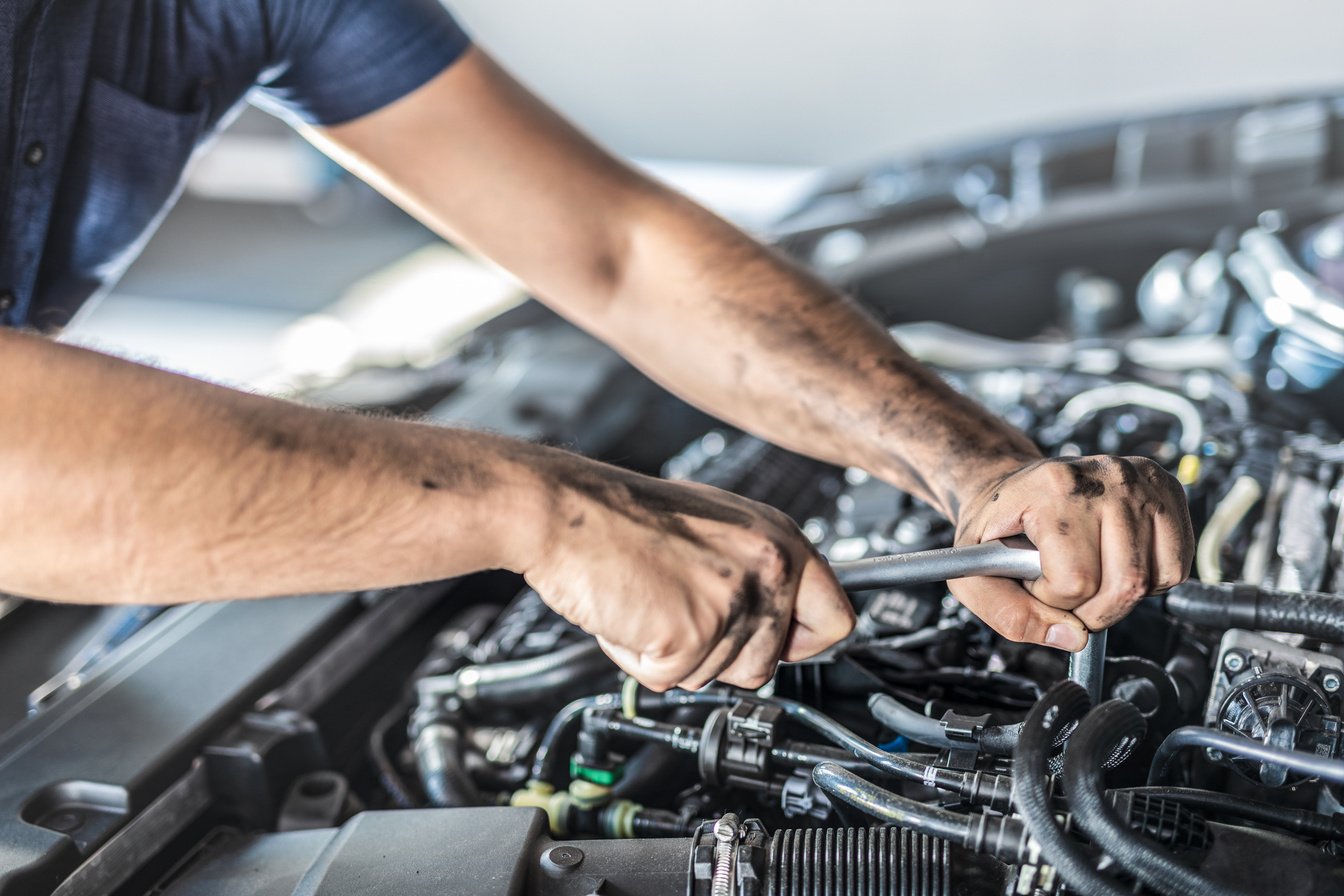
xmin=1011 ymin=681 xmax=1130 ymax=896
xmin=767 ymin=826 xmax=952 ymax=896
xmin=1065 ymin=701 xmax=1253 ymax=896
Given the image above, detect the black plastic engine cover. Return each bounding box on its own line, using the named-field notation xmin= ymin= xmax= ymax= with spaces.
xmin=158 ymin=808 xmax=693 ymax=896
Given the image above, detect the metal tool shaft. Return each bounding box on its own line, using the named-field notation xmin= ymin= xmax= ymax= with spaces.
xmin=832 ymin=538 xmax=1042 ymax=592
xmin=1068 ymin=628 xmax=1108 ymax=704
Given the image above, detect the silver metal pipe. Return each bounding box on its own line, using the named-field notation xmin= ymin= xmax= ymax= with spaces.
xmin=1068 ymin=629 xmax=1108 ymax=704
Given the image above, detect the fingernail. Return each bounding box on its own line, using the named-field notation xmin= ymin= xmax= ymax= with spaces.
xmin=1046 ymin=624 xmax=1086 ymax=652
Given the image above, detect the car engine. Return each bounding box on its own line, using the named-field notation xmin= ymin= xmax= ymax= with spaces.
xmin=3 ymin=94 xmax=1344 ymax=895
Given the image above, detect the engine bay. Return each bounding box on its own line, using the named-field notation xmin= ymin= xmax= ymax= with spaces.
xmin=4 ymin=95 xmax=1344 ymax=895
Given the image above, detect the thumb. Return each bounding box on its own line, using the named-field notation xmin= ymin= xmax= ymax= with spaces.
xmin=947 ymin=575 xmax=1089 ymax=651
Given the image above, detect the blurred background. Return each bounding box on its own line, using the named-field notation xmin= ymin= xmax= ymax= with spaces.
xmin=64 ymin=0 xmax=1344 ymax=387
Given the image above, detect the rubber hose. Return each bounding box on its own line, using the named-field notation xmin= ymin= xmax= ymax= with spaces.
xmin=1011 ymin=681 xmax=1129 ymax=896
xmin=812 ymin=762 xmax=1031 ymax=865
xmin=530 ymin=693 xmax=618 ymax=783
xmin=1122 ymin=786 xmax=1344 ymax=841
xmin=1147 ymin=725 xmax=1344 ymax=787
xmin=869 ymin=693 xmax=1020 ymax=755
xmin=532 ymin=689 xmax=737 ymax=784
xmin=1195 ymin=475 xmax=1262 ymax=584
xmin=769 ymin=695 xmax=1014 ymax=808
xmin=455 ymin=640 xmax=616 ymax=707
xmin=414 ymin=722 xmax=483 ymax=808
xmin=1165 ymin=582 xmax=1344 ymax=643
xmin=811 ymin=761 xmax=972 ymax=843
xmin=1066 ymin=701 xmax=1252 ymax=896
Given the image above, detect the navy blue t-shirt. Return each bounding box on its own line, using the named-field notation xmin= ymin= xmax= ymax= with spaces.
xmin=0 ymin=0 xmax=471 ymax=331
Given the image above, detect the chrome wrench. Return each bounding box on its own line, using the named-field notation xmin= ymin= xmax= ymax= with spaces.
xmin=784 ymin=538 xmax=1042 ymax=664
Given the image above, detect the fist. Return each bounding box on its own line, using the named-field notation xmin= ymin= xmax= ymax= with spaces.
xmin=521 ymin=456 xmax=856 ymax=691
xmin=949 ymin=455 xmax=1193 ymax=651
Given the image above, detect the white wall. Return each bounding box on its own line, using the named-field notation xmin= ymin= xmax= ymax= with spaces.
xmin=449 ymin=0 xmax=1344 ymax=166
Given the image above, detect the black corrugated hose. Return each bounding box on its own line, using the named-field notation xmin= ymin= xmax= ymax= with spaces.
xmin=1164 ymin=581 xmax=1344 ymax=643
xmin=1065 ymin=701 xmax=1254 ymax=896
xmin=1011 ymin=681 xmax=1131 ymax=896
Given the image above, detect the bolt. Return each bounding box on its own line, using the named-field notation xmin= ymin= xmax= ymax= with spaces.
xmin=45 ymin=811 xmax=84 ymax=834
xmin=711 ymin=814 xmax=739 ymax=896
xmin=1323 ymin=673 xmax=1342 ymax=694
xmin=540 ymin=845 xmax=584 ymax=875
xmin=1223 ymin=652 xmax=1245 ymax=674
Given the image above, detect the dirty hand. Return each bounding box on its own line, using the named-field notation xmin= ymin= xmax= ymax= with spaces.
xmin=949 ymin=455 xmax=1194 ymax=651
xmin=519 ymin=454 xmax=855 ymax=690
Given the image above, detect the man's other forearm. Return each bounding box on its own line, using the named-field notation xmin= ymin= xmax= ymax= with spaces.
xmin=596 ymin=188 xmax=1040 ymax=519
xmin=0 ymin=331 xmax=547 ymax=603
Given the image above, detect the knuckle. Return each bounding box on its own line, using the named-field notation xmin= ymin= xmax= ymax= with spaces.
xmin=643 ymin=635 xmax=682 ymax=662
xmin=752 ymin=539 xmax=792 ymax=587
xmin=720 ymin=667 xmax=773 ymax=690
xmin=1106 ymin=574 xmax=1150 ymax=605
xmin=641 ymin=676 xmax=675 ymax=694
xmin=1043 ymin=462 xmax=1077 ymax=490
xmin=1051 ymin=568 xmax=1100 ymax=602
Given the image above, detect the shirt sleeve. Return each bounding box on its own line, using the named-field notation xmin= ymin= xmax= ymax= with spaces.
xmin=251 ymin=0 xmax=471 ymax=126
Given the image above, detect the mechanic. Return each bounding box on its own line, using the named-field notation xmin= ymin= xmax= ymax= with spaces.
xmin=0 ymin=0 xmax=1192 ymax=692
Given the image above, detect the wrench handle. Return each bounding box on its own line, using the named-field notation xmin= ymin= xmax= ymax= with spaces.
xmin=832 ymin=537 xmax=1042 ymax=592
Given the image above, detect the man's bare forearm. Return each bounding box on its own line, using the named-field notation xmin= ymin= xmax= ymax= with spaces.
xmin=598 ymin=188 xmax=1040 ymax=520
xmin=0 ymin=331 xmax=554 ymax=603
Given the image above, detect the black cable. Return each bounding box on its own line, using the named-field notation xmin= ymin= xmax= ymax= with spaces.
xmin=1066 ymin=701 xmax=1253 ymax=896
xmin=1012 ymin=681 xmax=1129 ymax=896
xmin=368 ymin=699 xmax=416 ymax=809
xmin=1148 ymin=726 xmax=1344 ymax=787
xmin=1122 ymin=786 xmax=1344 ymax=841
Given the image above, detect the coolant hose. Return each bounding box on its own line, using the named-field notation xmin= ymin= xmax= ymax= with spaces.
xmin=1195 ymin=475 xmax=1261 ymax=583
xmin=1164 ymin=581 xmax=1344 ymax=642
xmin=413 ymin=722 xmax=483 ymax=808
xmin=1147 ymin=726 xmax=1344 ymax=787
xmin=1066 ymin=701 xmax=1252 ymax=896
xmin=417 ymin=640 xmax=617 ymax=715
xmin=1011 ymin=681 xmax=1129 ymax=896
